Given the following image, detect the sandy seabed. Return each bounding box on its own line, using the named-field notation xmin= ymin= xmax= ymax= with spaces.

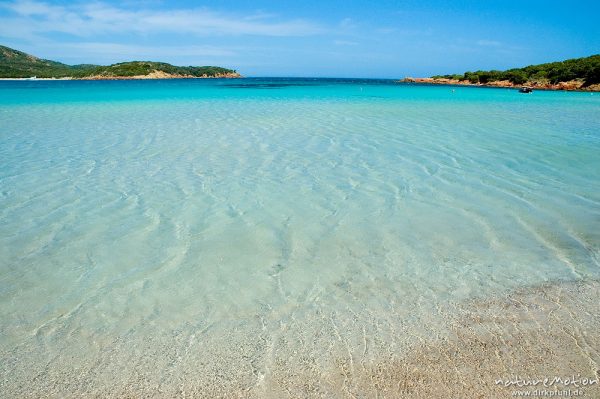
xmin=2 ymin=279 xmax=598 ymax=398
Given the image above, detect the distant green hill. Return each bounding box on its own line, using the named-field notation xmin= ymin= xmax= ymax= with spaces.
xmin=0 ymin=45 xmax=74 ymax=78
xmin=432 ymin=54 xmax=600 ymax=86
xmin=0 ymin=45 xmax=240 ymax=79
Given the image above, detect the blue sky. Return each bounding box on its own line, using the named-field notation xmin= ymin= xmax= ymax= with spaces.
xmin=0 ymin=0 xmax=598 ymax=77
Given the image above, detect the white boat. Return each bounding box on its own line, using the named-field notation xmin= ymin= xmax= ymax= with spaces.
xmin=519 ymin=86 xmax=533 ymax=93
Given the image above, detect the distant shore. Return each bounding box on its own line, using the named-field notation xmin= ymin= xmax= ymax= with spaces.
xmin=0 ymin=71 xmax=242 ymax=81
xmin=400 ymin=77 xmax=600 ymax=92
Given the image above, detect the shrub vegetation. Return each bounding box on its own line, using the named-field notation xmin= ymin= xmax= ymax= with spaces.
xmin=432 ymin=54 xmax=600 ymax=86
xmin=0 ymin=45 xmax=237 ymax=78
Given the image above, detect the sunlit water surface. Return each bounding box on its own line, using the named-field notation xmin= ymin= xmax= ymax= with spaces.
xmin=1 ymin=79 xmax=599 ymax=396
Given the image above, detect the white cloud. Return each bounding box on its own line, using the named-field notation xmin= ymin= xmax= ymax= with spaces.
xmin=3 ymin=0 xmax=61 ymax=16
xmin=333 ymin=40 xmax=358 ymax=46
xmin=62 ymin=42 xmax=235 ymax=58
xmin=339 ymin=18 xmax=357 ymax=29
xmin=0 ymin=0 xmax=324 ymax=37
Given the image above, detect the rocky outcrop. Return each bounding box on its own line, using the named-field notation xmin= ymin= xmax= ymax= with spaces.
xmin=78 ymin=70 xmax=242 ymax=80
xmin=400 ymin=77 xmax=599 ymax=92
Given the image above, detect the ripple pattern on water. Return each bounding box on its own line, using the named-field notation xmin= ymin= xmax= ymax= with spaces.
xmin=0 ymin=80 xmax=599 ymax=396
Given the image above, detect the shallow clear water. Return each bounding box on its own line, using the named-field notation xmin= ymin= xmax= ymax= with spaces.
xmin=1 ymin=78 xmax=599 ymax=395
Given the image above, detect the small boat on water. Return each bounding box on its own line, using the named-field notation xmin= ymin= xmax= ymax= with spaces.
xmin=519 ymin=86 xmax=533 ymax=93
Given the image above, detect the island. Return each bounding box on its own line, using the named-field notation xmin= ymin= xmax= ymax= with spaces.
xmin=0 ymin=45 xmax=241 ymax=79
xmin=402 ymin=54 xmax=600 ymax=91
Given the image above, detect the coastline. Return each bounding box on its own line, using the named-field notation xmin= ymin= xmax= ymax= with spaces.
xmin=401 ymin=77 xmax=600 ymax=92
xmin=0 ymin=72 xmax=242 ymax=81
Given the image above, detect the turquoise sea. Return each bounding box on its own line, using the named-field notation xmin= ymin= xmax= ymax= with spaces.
xmin=1 ymin=78 xmax=599 ymax=397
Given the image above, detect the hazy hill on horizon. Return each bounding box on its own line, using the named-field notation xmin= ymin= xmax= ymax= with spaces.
xmin=0 ymin=45 xmax=239 ymax=79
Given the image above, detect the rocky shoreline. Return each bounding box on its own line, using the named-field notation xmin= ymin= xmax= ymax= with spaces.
xmin=401 ymin=77 xmax=600 ymax=92
xmin=0 ymin=70 xmax=242 ymax=81
xmin=79 ymin=70 xmax=242 ymax=80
